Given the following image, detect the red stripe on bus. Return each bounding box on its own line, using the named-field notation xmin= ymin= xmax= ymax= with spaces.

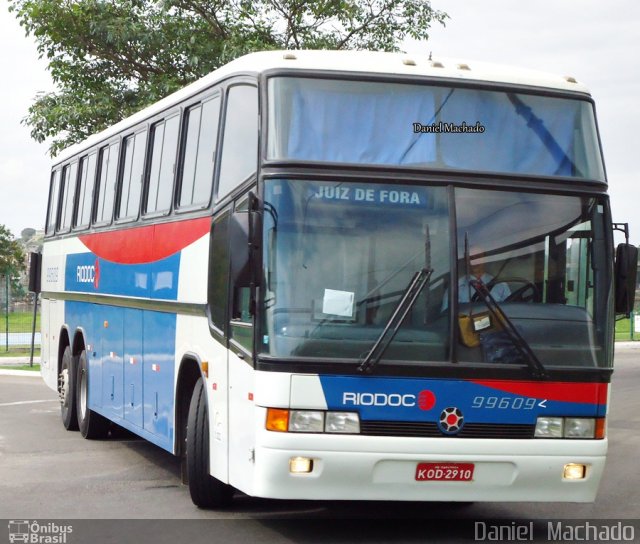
xmin=471 ymin=380 xmax=608 ymax=404
xmin=79 ymin=217 xmax=210 ymax=264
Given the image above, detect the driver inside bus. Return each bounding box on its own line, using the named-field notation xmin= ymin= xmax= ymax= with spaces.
xmin=441 ymin=246 xmax=511 ymax=310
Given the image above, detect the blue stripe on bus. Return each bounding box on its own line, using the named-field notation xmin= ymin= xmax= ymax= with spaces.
xmin=65 ymin=252 xmax=181 ymax=300
xmin=318 ymin=375 xmax=605 ymax=425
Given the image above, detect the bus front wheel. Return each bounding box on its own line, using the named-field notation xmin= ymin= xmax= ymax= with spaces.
xmin=76 ymin=350 xmax=110 ymax=439
xmin=186 ymin=377 xmax=232 ymax=508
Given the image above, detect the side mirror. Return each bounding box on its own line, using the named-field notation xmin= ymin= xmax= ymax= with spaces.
xmin=28 ymin=252 xmax=41 ymax=294
xmin=228 ymin=192 xmax=262 ymax=319
xmin=614 ymin=243 xmax=638 ymax=316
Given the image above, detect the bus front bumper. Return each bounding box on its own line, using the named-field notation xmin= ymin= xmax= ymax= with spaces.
xmin=250 ymin=435 xmax=607 ymax=502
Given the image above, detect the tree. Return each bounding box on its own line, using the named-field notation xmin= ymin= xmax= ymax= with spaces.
xmin=0 ymin=225 xmax=25 ymax=277
xmin=8 ymin=0 xmax=447 ymax=156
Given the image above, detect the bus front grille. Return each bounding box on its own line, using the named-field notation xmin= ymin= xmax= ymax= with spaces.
xmin=360 ymin=420 xmax=535 ymax=439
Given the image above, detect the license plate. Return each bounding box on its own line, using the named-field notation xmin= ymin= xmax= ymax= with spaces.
xmin=415 ymin=462 xmax=475 ymax=482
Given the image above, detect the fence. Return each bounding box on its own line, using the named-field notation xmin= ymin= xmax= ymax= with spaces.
xmin=615 ymin=311 xmax=640 ymax=342
xmin=0 ymin=278 xmax=40 ymax=354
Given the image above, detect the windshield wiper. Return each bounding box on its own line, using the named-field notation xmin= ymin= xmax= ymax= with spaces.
xmin=357 ymin=267 xmax=433 ymax=374
xmin=469 ymin=279 xmax=547 ymax=379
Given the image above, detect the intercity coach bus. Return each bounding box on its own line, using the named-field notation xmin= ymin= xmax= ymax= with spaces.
xmin=33 ymin=50 xmax=637 ymax=507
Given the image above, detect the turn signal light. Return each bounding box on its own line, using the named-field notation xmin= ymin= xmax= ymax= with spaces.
xmin=266 ymin=408 xmax=289 ymax=432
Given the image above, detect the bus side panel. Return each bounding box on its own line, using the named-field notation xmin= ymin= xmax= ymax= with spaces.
xmin=174 ymin=313 xmax=231 ymax=482
xmin=100 ymin=306 xmax=125 ymax=419
xmin=123 ymin=308 xmax=144 ymax=428
xmin=40 ymin=237 xmax=66 ymax=391
xmin=142 ymin=310 xmax=176 ymax=452
xmin=39 ymin=297 xmax=56 ymax=391
xmin=88 ymin=304 xmax=103 ymax=409
xmin=228 ymin=353 xmax=256 ymax=493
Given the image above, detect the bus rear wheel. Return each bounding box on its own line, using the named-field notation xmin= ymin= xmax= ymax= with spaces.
xmin=59 ymin=346 xmax=79 ymax=431
xmin=76 ymin=349 xmax=110 ymax=439
xmin=186 ymin=377 xmax=232 ymax=508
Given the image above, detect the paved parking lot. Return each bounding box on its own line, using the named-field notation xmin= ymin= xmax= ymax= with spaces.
xmin=0 ymin=347 xmax=638 ymax=532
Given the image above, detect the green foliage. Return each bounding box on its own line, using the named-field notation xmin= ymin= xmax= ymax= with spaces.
xmin=7 ymin=0 xmax=448 ymax=155
xmin=0 ymin=225 xmax=24 ymax=276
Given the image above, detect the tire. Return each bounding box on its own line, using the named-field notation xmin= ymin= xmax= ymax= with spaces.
xmin=59 ymin=346 xmax=79 ymax=431
xmin=186 ymin=377 xmax=232 ymax=508
xmin=76 ymin=349 xmax=110 ymax=439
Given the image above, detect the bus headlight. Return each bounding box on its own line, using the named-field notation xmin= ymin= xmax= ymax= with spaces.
xmin=535 ymin=417 xmax=602 ymax=438
xmin=564 ymin=418 xmax=596 ymax=438
xmin=266 ymin=408 xmax=361 ymax=434
xmin=325 ymin=412 xmax=360 ymax=434
xmin=289 ymin=410 xmax=324 ymax=432
xmin=534 ymin=417 xmax=563 ymax=438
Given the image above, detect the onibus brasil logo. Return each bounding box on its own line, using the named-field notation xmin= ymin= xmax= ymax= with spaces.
xmin=8 ymin=521 xmax=73 ymax=544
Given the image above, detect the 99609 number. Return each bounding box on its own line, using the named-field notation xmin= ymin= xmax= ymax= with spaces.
xmin=472 ymin=396 xmax=539 ymax=410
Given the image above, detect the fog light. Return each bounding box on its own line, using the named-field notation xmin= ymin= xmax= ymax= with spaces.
xmin=289 ymin=456 xmax=313 ymax=473
xmin=563 ymin=463 xmax=586 ymax=480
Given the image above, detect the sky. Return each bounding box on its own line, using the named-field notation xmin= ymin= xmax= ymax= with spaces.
xmin=0 ymin=0 xmax=639 ymax=244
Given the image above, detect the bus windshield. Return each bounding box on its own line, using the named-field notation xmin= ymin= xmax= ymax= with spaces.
xmin=259 ymin=180 xmax=612 ymax=369
xmin=267 ymin=77 xmax=605 ymax=181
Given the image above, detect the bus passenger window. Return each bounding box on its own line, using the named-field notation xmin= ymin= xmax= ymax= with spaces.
xmin=179 ymin=95 xmax=221 ymax=209
xmin=46 ymin=169 xmax=61 ymax=234
xmin=146 ymin=115 xmax=179 ymax=215
xmin=59 ymin=162 xmax=78 ymax=232
xmin=74 ymin=153 xmax=97 ymax=229
xmin=217 ymin=85 xmax=258 ymax=200
xmin=94 ymin=142 xmax=120 ymax=224
xmin=118 ymin=130 xmax=147 ymax=220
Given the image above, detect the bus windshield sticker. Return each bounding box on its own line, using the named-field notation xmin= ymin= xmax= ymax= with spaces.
xmin=322 ymin=288 xmax=355 ymax=317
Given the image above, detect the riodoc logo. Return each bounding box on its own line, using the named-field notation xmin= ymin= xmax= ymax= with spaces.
xmin=342 ymin=390 xmax=436 ymax=410
xmin=7 ymin=520 xmax=73 ymax=544
xmin=76 ymin=258 xmax=100 ymax=289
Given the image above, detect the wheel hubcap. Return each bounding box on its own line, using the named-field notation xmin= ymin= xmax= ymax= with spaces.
xmin=58 ymin=368 xmax=69 ymax=407
xmin=79 ymin=370 xmax=87 ymax=420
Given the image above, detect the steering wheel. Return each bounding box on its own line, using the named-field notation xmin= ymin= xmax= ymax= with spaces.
xmin=505 ymin=280 xmax=539 ymax=303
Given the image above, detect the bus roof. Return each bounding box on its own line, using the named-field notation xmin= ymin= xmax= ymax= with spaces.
xmin=54 ymin=50 xmax=591 ymax=164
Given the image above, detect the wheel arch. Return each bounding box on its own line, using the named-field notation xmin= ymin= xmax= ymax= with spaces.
xmin=57 ymin=326 xmax=71 ymax=376
xmin=72 ymin=328 xmax=87 ymax=358
xmin=175 ymin=353 xmax=207 ymax=456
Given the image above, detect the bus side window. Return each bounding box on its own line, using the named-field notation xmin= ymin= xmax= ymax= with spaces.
xmin=145 ymin=115 xmax=180 ymax=215
xmin=59 ymin=162 xmax=78 ymax=232
xmin=74 ymin=152 xmax=97 ymax=230
xmin=118 ymin=129 xmax=147 ymax=221
xmin=217 ymin=85 xmax=258 ymax=200
xmin=209 ymin=210 xmax=231 ymax=335
xmin=94 ymin=141 xmax=120 ymax=225
xmin=178 ymin=95 xmax=221 ymax=210
xmin=46 ymin=169 xmax=61 ymax=235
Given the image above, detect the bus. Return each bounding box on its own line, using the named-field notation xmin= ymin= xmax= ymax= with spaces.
xmin=35 ymin=50 xmax=637 ymax=508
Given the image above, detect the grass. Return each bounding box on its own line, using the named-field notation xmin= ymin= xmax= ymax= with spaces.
xmin=0 ymin=347 xmax=40 ymax=357
xmin=615 ymin=317 xmax=638 ymax=341
xmin=0 ymin=364 xmax=40 ymax=371
xmin=1 ymin=311 xmax=40 ymax=333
